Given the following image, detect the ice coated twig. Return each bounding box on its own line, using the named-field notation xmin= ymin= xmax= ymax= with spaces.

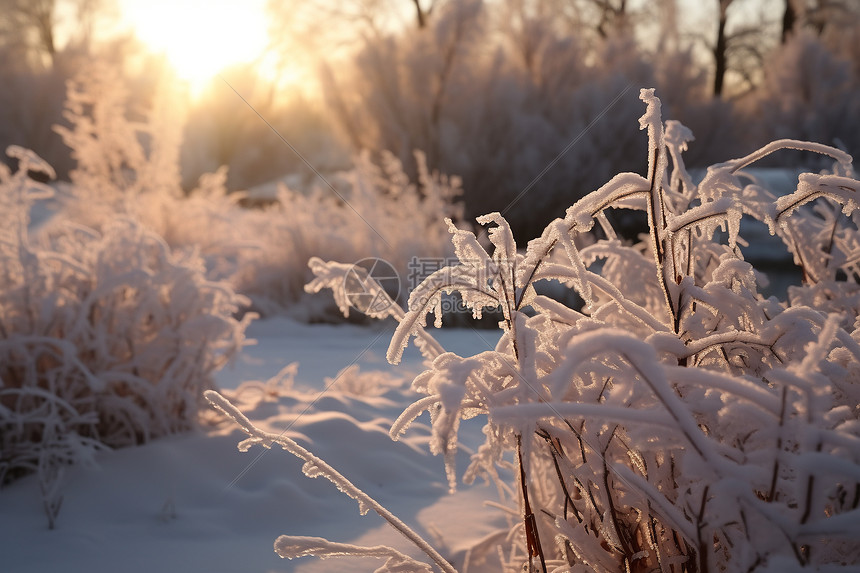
xmin=274 ymin=536 xmax=434 ymax=572
xmin=304 ymin=256 xmax=447 ymax=363
xmin=204 ymin=390 xmax=458 ymax=573
xmin=718 ymin=139 xmax=852 ymax=174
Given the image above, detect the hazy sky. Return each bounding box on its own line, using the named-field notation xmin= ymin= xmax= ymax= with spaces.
xmin=118 ymin=0 xmax=270 ymax=95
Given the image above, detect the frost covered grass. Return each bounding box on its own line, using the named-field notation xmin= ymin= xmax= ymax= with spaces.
xmin=214 ymin=88 xmax=860 ymax=571
xmin=192 ymin=150 xmax=463 ymax=319
xmin=0 ymin=146 xmax=251 ymax=528
xmin=53 ymin=62 xmax=463 ymax=319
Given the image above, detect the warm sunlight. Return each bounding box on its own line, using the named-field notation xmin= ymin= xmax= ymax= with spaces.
xmin=121 ymin=0 xmax=269 ymax=97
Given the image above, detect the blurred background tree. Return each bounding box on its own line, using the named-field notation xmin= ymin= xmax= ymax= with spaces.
xmin=0 ymin=0 xmax=857 ymax=238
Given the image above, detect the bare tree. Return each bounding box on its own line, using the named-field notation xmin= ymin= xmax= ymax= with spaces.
xmin=781 ymin=0 xmax=797 ymax=43
xmin=592 ymin=0 xmax=629 ymax=39
xmin=705 ymin=0 xmax=782 ymax=98
xmin=498 ymin=0 xmax=554 ymax=76
xmin=0 ymin=0 xmax=57 ymax=68
xmin=0 ymin=0 xmax=115 ymax=69
xmin=548 ymin=0 xmax=634 ymax=42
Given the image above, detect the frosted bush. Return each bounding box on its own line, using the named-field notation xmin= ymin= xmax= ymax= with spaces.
xmin=0 ymin=146 xmax=251 ymax=528
xmin=214 ymin=87 xmax=860 ymax=571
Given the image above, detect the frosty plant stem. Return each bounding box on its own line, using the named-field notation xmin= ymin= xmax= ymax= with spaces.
xmin=640 ymin=89 xmax=678 ymax=332
xmin=204 ymin=390 xmax=457 ymax=573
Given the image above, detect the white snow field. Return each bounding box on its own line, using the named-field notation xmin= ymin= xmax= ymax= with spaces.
xmin=0 ymin=317 xmax=507 ymax=573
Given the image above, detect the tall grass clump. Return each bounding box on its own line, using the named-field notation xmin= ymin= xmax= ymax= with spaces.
xmin=145 ymin=147 xmax=463 ymax=320
xmin=221 ymin=149 xmax=464 ymax=319
xmin=211 ymin=87 xmax=860 ymax=571
xmin=0 ymin=107 xmax=251 ymax=526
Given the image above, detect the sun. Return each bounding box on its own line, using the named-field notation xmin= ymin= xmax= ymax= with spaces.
xmin=122 ymin=0 xmax=269 ymax=97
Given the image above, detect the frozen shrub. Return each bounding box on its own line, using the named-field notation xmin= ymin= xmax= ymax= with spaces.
xmin=214 ymin=88 xmax=860 ymax=571
xmin=751 ymin=30 xmax=860 ymax=165
xmin=0 ymin=146 xmax=251 ymax=527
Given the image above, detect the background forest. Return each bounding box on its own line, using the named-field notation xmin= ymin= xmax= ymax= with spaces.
xmin=1 ymin=0 xmax=859 ymax=241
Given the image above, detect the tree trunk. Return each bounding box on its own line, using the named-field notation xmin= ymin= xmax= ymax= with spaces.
xmin=412 ymin=0 xmax=429 ymax=28
xmin=782 ymin=0 xmax=796 ymax=43
xmin=713 ymin=0 xmax=731 ymax=97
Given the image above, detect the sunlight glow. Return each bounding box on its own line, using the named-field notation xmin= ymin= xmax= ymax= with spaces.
xmin=122 ymin=0 xmax=269 ymax=97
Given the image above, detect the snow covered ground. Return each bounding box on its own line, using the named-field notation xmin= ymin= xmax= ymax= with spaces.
xmin=0 ymin=317 xmax=507 ymax=573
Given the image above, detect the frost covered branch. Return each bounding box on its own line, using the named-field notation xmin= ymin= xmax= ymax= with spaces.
xmin=274 ymin=536 xmax=434 ymax=573
xmin=204 ymin=390 xmax=458 ymax=573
